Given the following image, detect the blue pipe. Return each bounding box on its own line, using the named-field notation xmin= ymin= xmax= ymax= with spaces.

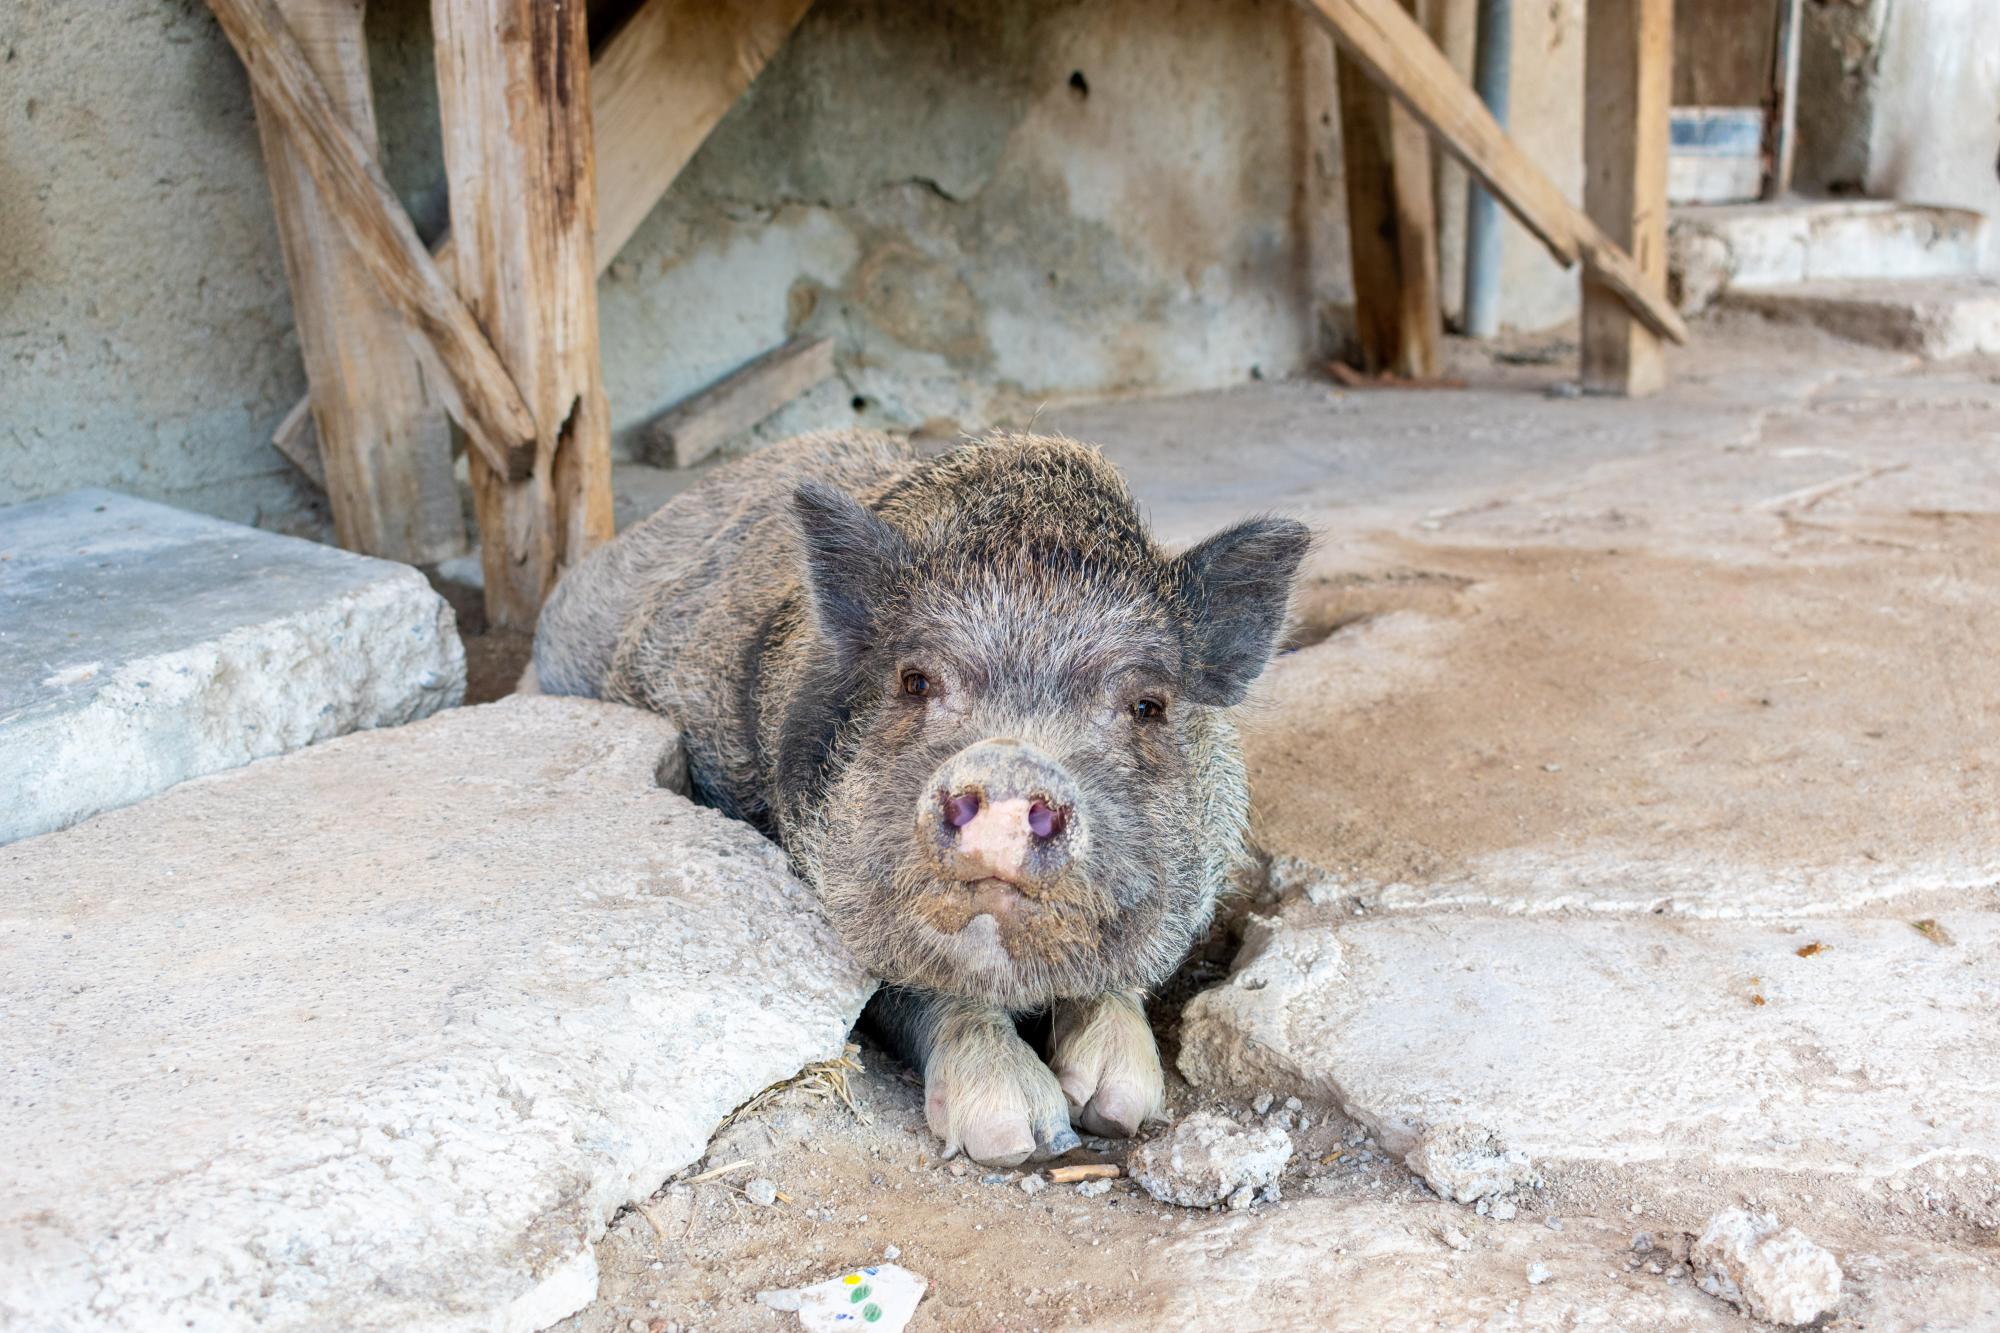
xmin=1463 ymin=0 xmax=1512 ymax=339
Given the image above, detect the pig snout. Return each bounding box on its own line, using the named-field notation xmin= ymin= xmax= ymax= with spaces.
xmin=924 ymin=739 xmax=1081 ymax=891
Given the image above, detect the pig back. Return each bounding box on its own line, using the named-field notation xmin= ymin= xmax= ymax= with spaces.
xmin=532 ymin=429 xmax=916 ymax=821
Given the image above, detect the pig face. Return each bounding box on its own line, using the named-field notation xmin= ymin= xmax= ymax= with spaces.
xmin=779 ymin=442 xmax=1308 ymax=1012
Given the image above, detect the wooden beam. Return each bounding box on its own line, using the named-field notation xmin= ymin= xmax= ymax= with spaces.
xmin=642 ymin=336 xmax=835 ymax=468
xmin=271 ymin=0 xmax=816 ymax=472
xmin=1581 ymin=0 xmax=1673 ymax=396
xmin=249 ymin=0 xmax=463 ymax=564
xmin=209 ymin=0 xmax=536 ymax=481
xmin=1295 ymin=0 xmax=1689 ymax=345
xmin=1336 ymin=4 xmax=1442 ymax=378
xmin=432 ymin=0 xmax=613 ymax=629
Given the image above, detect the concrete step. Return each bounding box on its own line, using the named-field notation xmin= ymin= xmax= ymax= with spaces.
xmin=1670 ymin=200 xmax=1987 ymax=314
xmin=0 ymin=696 xmax=872 ymax=1331
xmin=1723 ymin=275 xmax=2000 ymax=360
xmin=0 ymin=489 xmax=464 ymax=844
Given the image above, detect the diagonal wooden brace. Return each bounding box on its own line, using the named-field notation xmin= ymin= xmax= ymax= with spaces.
xmin=1297 ymin=0 xmax=1689 ymax=345
xmin=209 ymin=0 xmax=538 ymax=480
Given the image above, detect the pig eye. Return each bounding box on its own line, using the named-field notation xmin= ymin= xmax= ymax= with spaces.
xmin=901 ymin=670 xmax=932 ymax=698
xmin=1132 ymin=697 xmax=1166 ymax=720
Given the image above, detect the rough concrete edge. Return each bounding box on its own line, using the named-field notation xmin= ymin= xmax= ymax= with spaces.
xmin=0 ymin=567 xmax=463 ymax=845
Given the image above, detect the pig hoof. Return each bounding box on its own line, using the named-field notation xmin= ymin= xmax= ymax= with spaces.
xmin=925 ymin=1026 xmax=1079 ymax=1166
xmin=1050 ymin=991 xmax=1166 ymax=1139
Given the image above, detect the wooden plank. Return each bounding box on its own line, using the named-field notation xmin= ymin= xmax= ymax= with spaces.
xmin=1295 ymin=0 xmax=1689 ymax=344
xmin=1581 ymin=0 xmax=1673 ymax=396
xmin=642 ymin=336 xmax=836 ymax=469
xmin=1336 ymin=17 xmax=1442 ymax=379
xmin=271 ymin=0 xmax=816 ymax=472
xmin=209 ymin=0 xmax=536 ymax=482
xmin=249 ymin=0 xmax=463 ymax=564
xmin=432 ymin=0 xmax=613 ymax=629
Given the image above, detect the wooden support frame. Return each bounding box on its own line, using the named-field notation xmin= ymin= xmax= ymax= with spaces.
xmin=1297 ymin=0 xmax=1688 ymax=346
xmin=1581 ymin=0 xmax=1673 ymax=396
xmin=209 ymin=0 xmax=536 ymax=480
xmin=1336 ymin=0 xmax=1442 ymax=379
xmin=249 ymin=0 xmax=464 ymax=564
xmin=270 ymin=0 xmax=817 ymax=478
xmin=432 ymin=0 xmax=613 ymax=629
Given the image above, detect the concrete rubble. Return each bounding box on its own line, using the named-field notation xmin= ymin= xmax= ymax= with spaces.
xmin=1126 ymin=1111 xmax=1292 ymax=1209
xmin=0 ymin=489 xmax=463 ymax=845
xmin=0 ymin=696 xmax=872 ymax=1331
xmin=1692 ymin=1209 xmax=1844 ymax=1326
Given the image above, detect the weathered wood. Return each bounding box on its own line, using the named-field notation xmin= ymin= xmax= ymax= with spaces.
xmin=209 ymin=0 xmax=536 ymax=481
xmin=272 ymin=0 xmax=816 ymax=471
xmin=1581 ymin=0 xmax=1673 ymax=396
xmin=643 ymin=336 xmax=836 ymax=469
xmin=432 ymin=0 xmax=613 ymax=628
xmin=1336 ymin=3 xmax=1441 ymax=378
xmin=1295 ymin=0 xmax=1689 ymax=344
xmin=249 ymin=0 xmax=463 ymax=563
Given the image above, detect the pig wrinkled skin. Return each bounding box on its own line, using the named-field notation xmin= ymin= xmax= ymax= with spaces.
xmin=532 ymin=430 xmax=1307 ymax=1165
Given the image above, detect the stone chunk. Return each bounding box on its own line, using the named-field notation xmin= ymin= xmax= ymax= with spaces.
xmin=1127 ymin=1111 xmax=1292 ymax=1208
xmin=1177 ymin=913 xmax=2000 ymax=1192
xmin=1405 ymin=1124 xmax=1534 ymax=1205
xmin=1692 ymin=1209 xmax=1843 ymax=1326
xmin=0 ymin=697 xmax=873 ymax=1331
xmin=0 ymin=489 xmax=463 ymax=844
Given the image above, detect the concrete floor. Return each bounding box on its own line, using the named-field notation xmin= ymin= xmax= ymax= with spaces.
xmin=563 ymin=313 xmax=2000 ymax=1331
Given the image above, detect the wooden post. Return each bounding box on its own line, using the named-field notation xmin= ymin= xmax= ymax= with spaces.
xmin=1767 ymin=0 xmax=1804 ymax=198
xmin=1581 ymin=0 xmax=1673 ymax=396
xmin=432 ymin=0 xmax=614 ymax=629
xmin=1294 ymin=0 xmax=1688 ymax=345
xmin=249 ymin=0 xmax=463 ymax=564
xmin=1337 ymin=0 xmax=1442 ymax=379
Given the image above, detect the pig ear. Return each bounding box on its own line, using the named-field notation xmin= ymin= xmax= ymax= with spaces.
xmin=791 ymin=480 xmax=909 ymax=659
xmin=1171 ymin=516 xmax=1311 ymax=706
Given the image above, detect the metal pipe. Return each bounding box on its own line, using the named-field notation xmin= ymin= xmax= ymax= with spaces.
xmin=1463 ymin=0 xmax=1512 ymax=339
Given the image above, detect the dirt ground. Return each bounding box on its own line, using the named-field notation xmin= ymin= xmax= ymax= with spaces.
xmin=548 ymin=316 xmax=1999 ymax=1331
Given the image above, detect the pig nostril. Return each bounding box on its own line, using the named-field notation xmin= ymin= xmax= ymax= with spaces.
xmin=1027 ymin=799 xmax=1064 ymax=840
xmin=943 ymin=791 xmax=982 ymax=829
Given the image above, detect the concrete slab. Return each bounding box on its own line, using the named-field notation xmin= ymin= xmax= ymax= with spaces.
xmin=1726 ymin=277 xmax=2000 ymax=359
xmin=0 ymin=489 xmax=464 ymax=844
xmin=0 ymin=696 xmax=873 ymax=1332
xmin=1670 ymin=201 xmax=1986 ymax=314
xmin=1179 ymin=911 xmax=2000 ymax=1200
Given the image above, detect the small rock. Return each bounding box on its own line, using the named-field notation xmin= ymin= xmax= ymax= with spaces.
xmin=1076 ymin=1179 xmax=1112 ymax=1198
xmin=756 ymin=1289 xmax=803 ymax=1312
xmin=982 ymin=1172 xmax=1011 ymax=1186
xmin=1490 ymin=1199 xmax=1518 ymax=1222
xmin=629 ymin=1319 xmax=647 ymax=1333
xmin=1298 ymin=1115 xmax=1312 ymax=1131
xmin=1544 ymin=1217 xmax=1563 ymax=1232
xmin=947 ymin=1160 xmax=968 ymax=1177
xmin=1405 ymin=1123 xmax=1534 ymax=1205
xmin=1127 ymin=1111 xmax=1293 ymax=1209
xmin=1225 ymin=1185 xmax=1258 ymax=1210
xmin=744 ymin=1177 xmax=778 ymax=1207
xmin=1252 ymin=1092 xmax=1275 ymax=1115
xmin=1265 ymin=1109 xmax=1296 ymax=1132
xmin=1441 ymin=1227 xmax=1472 ymax=1251
xmin=1692 ymin=1209 xmax=1843 ymax=1326
xmin=1019 ymin=1174 xmax=1047 ymax=1196
xmin=1475 ymin=1199 xmax=1489 ymax=1216
xmin=1526 ymin=1262 xmax=1553 ymax=1286
xmin=883 ymin=1245 xmax=901 ymax=1260
xmin=1632 ymin=1232 xmax=1654 ymax=1254
xmin=1283 ymin=1097 xmax=1302 ymax=1113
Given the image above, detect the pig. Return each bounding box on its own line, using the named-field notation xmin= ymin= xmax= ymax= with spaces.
xmin=531 ymin=429 xmax=1307 ymax=1166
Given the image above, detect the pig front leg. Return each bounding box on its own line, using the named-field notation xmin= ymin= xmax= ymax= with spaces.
xmin=870 ymin=988 xmax=1080 ymax=1166
xmin=1049 ymin=991 xmax=1166 ymax=1139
